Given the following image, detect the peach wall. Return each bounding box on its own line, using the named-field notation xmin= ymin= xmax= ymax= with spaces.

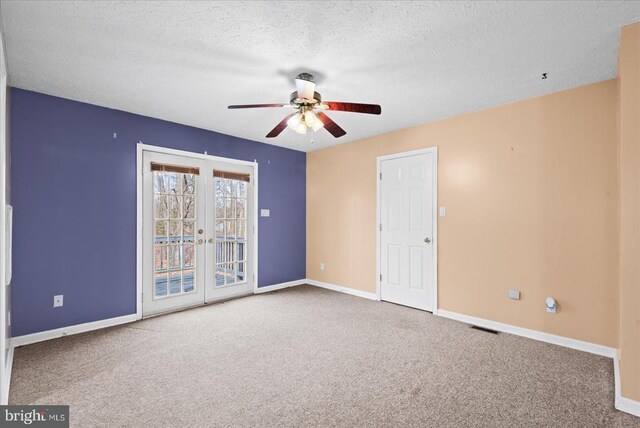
xmin=617 ymin=22 xmax=640 ymax=403
xmin=307 ymin=80 xmax=619 ymax=348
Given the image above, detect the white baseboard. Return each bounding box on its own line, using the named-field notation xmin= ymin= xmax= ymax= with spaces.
xmin=1 ymin=344 xmax=13 ymax=405
xmin=437 ymin=310 xmax=617 ymax=358
xmin=616 ymin=394 xmax=640 ymax=417
xmin=437 ymin=310 xmax=639 ymax=418
xmin=254 ymin=279 xmax=306 ymax=294
xmin=6 ymin=284 xmax=639 ymax=418
xmin=12 ymin=282 xmax=306 ymax=347
xmin=12 ymin=314 xmax=138 ymax=348
xmin=614 ymin=354 xmax=640 ymax=417
xmin=306 ymin=279 xmax=379 ymax=301
xmin=15 ymin=281 xmax=307 ymax=348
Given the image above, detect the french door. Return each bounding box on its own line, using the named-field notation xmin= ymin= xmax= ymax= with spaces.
xmin=142 ymin=150 xmax=255 ymax=317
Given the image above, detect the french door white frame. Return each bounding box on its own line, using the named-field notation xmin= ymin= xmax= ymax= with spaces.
xmin=375 ymin=147 xmax=438 ymax=314
xmin=136 ymin=143 xmax=259 ymax=319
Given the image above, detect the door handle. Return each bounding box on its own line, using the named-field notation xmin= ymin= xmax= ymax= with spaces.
xmin=424 ymin=237 xmax=432 ymax=244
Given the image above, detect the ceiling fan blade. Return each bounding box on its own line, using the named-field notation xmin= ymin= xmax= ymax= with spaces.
xmin=316 ymin=112 xmax=346 ymax=138
xmin=324 ymin=102 xmax=381 ymax=115
xmin=266 ymin=113 xmax=295 ymax=138
xmin=228 ymin=103 xmax=287 ymax=109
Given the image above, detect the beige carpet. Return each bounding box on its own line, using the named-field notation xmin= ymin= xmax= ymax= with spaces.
xmin=9 ymin=285 xmax=639 ymax=427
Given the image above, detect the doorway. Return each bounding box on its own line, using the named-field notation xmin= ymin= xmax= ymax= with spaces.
xmin=139 ymin=145 xmax=256 ymax=318
xmin=377 ymin=147 xmax=437 ymax=312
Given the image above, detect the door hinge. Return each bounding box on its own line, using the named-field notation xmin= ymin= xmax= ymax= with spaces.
xmin=379 ymin=224 xmax=382 ymax=231
xmin=379 ymin=274 xmax=382 ymax=282
xmin=379 ymin=172 xmax=382 ymax=180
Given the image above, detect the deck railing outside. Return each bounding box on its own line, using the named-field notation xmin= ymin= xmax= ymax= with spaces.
xmin=154 ymin=236 xmax=245 ymax=296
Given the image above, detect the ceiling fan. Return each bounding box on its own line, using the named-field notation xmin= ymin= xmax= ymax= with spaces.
xmin=228 ymin=73 xmax=381 ymax=139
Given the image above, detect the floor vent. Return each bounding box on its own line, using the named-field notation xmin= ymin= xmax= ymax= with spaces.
xmin=471 ymin=325 xmax=499 ymax=334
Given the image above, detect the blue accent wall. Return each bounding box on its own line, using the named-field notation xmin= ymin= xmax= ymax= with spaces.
xmin=10 ymin=88 xmax=306 ymax=336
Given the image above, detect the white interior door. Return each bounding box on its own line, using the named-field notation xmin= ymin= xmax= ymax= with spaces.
xmin=142 ymin=150 xmax=255 ymax=317
xmin=380 ymin=151 xmax=436 ymax=311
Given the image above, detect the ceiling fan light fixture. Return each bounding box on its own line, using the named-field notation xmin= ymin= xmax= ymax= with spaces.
xmin=287 ymin=112 xmax=302 ymax=129
xmin=311 ymin=118 xmax=324 ymax=132
xmin=295 ymin=122 xmax=307 ymax=134
xmin=304 ymin=110 xmax=317 ymax=127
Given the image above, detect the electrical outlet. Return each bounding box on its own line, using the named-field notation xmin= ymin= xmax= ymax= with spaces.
xmin=53 ymin=295 xmax=63 ymax=308
xmin=508 ymin=290 xmax=520 ymax=300
xmin=320 ymin=263 xmax=325 ymax=271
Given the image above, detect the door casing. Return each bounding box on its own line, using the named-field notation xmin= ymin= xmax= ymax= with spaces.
xmin=136 ymin=143 xmax=259 ymax=320
xmin=376 ymin=147 xmax=438 ymax=313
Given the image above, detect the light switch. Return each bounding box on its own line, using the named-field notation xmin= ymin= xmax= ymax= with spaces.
xmin=260 ymin=209 xmax=270 ymax=217
xmin=439 ymin=207 xmax=446 ymax=217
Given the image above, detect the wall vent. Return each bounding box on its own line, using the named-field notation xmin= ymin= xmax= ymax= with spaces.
xmin=471 ymin=325 xmax=499 ymax=334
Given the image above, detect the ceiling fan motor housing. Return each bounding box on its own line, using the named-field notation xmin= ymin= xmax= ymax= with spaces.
xmin=290 ymin=91 xmax=322 ymax=108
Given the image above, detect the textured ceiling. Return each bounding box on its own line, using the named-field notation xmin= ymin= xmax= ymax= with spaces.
xmin=2 ymin=1 xmax=639 ymax=152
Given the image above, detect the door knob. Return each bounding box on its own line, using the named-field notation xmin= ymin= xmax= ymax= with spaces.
xmin=198 ymin=229 xmax=204 ymax=234
xmin=208 ymin=238 xmax=213 ymax=244
xmin=424 ymin=237 xmax=432 ymax=243
xmin=197 ymin=239 xmax=203 ymax=245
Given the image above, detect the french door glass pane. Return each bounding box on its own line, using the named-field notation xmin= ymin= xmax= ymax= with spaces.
xmin=236 ymin=199 xmax=246 ymax=218
xmin=169 ymin=195 xmax=181 ymax=219
xmin=153 ymin=170 xmax=197 ymax=299
xmin=184 ymin=196 xmax=196 ymax=219
xmin=215 ymin=266 xmax=225 ymax=287
xmin=237 ymin=221 xmax=246 ymax=240
xmin=183 ymin=221 xmax=195 ymax=242
xmin=214 ymin=173 xmax=248 ymax=287
xmin=167 ymin=173 xmax=182 ymax=194
xmin=169 ymin=271 xmax=181 ymax=294
xmin=155 ymin=195 xmax=168 ymax=219
xmin=168 ymin=246 xmax=181 ymax=269
xmin=183 ymin=269 xmax=195 ymax=292
xmin=226 ymin=220 xmax=235 ymax=237
xmin=183 ymin=174 xmax=196 ymax=194
xmin=169 ymin=221 xmax=181 ymax=243
xmin=184 ymin=244 xmax=195 ymax=268
xmin=225 ymin=198 xmax=234 ymax=218
xmin=215 ymin=221 xmax=224 ymax=237
xmin=155 ymin=272 xmax=167 ymax=296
